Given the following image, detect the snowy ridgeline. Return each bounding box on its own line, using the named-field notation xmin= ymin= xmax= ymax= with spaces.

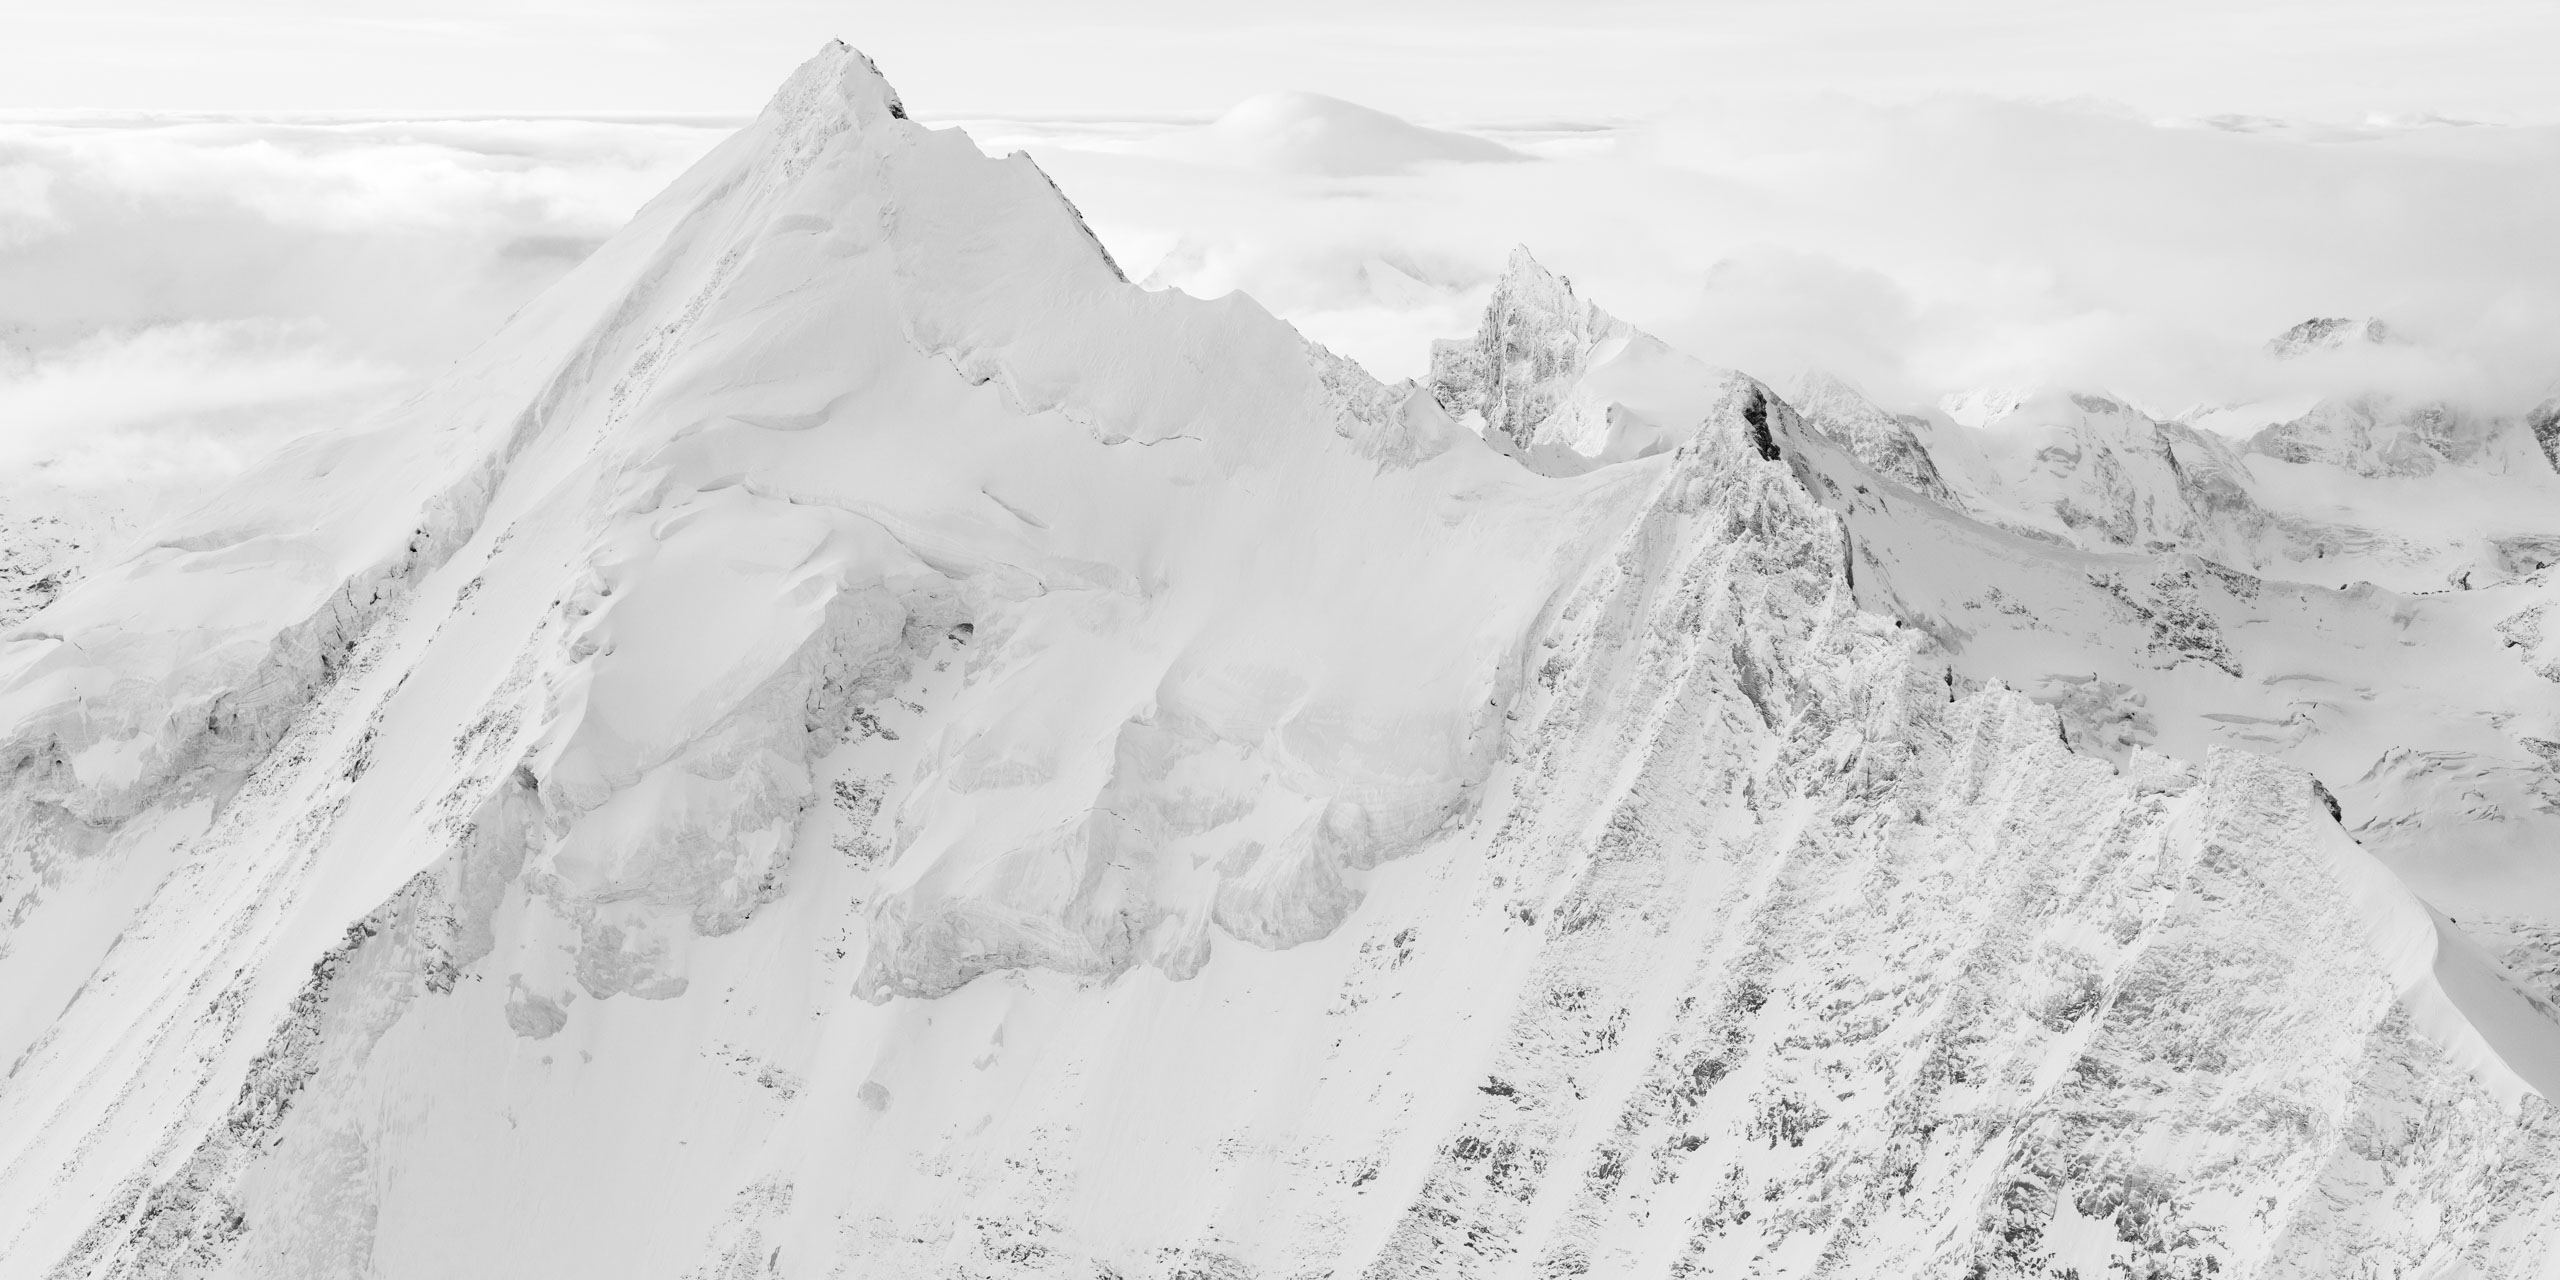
xmin=2 ymin=42 xmax=2559 ymax=1280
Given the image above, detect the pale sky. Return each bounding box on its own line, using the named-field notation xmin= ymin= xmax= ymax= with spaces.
xmin=6 ymin=0 xmax=2559 ymax=123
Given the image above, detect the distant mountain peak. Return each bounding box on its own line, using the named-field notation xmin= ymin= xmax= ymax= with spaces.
xmin=1427 ymin=243 xmax=1701 ymax=471
xmin=2269 ymin=315 xmax=2395 ymax=358
xmin=1502 ymin=241 xmax=1557 ymax=280
xmin=1178 ymin=90 xmax=1525 ymax=176
xmin=8 ymin=44 xmax=2560 ymax=1280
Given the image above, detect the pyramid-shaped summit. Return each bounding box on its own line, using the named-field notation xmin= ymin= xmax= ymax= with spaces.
xmin=3 ymin=44 xmax=2556 ymax=1280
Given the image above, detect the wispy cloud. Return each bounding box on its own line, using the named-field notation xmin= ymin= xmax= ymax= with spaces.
xmin=0 ymin=319 xmax=400 ymax=490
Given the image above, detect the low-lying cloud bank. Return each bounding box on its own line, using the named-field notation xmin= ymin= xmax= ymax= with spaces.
xmin=1001 ymin=91 xmax=2560 ymax=416
xmin=6 ymin=89 xmax=2557 ymax=549
xmin=0 ymin=113 xmax=728 ymax=531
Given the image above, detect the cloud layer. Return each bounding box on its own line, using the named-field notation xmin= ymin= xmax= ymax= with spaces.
xmin=1008 ymin=94 xmax=2560 ymax=415
xmin=9 ymin=87 xmax=2558 ymax=554
xmin=0 ymin=113 xmax=725 ymax=529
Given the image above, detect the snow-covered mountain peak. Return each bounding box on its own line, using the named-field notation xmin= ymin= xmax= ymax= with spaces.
xmin=1496 ymin=242 xmax=1574 ymax=304
xmin=1937 ymin=383 xmax=2030 ymax=427
xmin=2268 ymin=314 xmax=2396 ymax=358
xmin=1426 ymin=247 xmax=1733 ymax=474
xmin=5 ymin=44 xmax=2560 ymax=1280
xmin=1780 ymin=371 xmax=1963 ymax=505
xmin=779 ymin=39 xmax=907 ymax=124
xmin=2191 ymin=312 xmax=2560 ymax=515
xmin=1876 ymin=357 xmax=2560 ymax=590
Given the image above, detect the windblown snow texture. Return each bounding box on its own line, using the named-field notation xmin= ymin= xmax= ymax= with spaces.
xmin=3 ymin=43 xmax=2557 ymax=1280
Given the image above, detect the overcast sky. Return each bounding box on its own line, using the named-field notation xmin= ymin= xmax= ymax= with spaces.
xmin=8 ymin=1 xmax=2560 ymax=123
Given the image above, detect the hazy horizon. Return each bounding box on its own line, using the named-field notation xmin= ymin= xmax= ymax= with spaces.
xmin=9 ymin=2 xmax=2560 ymax=123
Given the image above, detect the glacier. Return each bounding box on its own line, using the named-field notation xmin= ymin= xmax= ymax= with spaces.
xmin=2 ymin=43 xmax=2557 ymax=1280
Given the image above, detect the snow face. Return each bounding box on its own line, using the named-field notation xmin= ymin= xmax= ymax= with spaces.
xmin=3 ymin=42 xmax=2558 ymax=1280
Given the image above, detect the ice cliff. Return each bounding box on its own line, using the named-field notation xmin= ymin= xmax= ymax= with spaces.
xmin=3 ymin=43 xmax=2557 ymax=1280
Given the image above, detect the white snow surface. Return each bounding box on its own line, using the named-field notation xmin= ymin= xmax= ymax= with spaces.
xmin=3 ymin=43 xmax=2558 ymax=1280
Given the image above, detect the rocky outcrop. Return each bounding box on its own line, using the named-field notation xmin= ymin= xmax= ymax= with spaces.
xmin=2248 ymin=394 xmax=2549 ymax=479
xmin=1427 ymin=246 xmax=1596 ymax=454
xmin=1786 ymin=371 xmax=1962 ymax=506
xmin=2528 ymin=396 xmax=2560 ymax=474
xmin=1426 ymin=247 xmax=1707 ymax=473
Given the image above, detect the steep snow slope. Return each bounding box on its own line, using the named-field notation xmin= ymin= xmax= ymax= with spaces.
xmin=1460 ymin=250 xmax=2560 ymax=1008
xmin=1794 ymin=419 xmax=2560 ymax=1005
xmin=2 ymin=44 xmax=2557 ymax=1280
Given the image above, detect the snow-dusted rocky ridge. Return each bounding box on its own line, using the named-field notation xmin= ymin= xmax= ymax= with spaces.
xmin=4 ymin=45 xmax=2559 ymax=1279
